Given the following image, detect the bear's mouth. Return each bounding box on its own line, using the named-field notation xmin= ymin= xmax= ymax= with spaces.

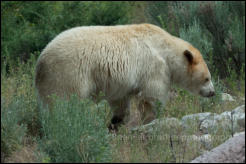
xmin=199 ymin=90 xmax=215 ymax=97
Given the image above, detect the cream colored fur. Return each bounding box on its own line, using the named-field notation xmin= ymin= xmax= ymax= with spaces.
xmin=35 ymin=24 xmax=214 ymax=126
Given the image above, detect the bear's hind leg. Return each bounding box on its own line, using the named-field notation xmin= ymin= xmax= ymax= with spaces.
xmin=108 ymin=97 xmax=130 ymax=131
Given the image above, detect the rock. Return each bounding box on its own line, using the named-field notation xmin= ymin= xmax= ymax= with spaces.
xmin=132 ymin=105 xmax=245 ymax=135
xmin=221 ymin=93 xmax=235 ymax=102
xmin=131 ymin=117 xmax=181 ymax=133
xmin=200 ymin=116 xmax=229 ymax=134
xmin=234 ymin=131 xmax=245 ymax=137
xmin=189 ymin=134 xmax=212 ymax=150
xmin=240 ymin=97 xmax=245 ymax=102
xmin=233 ymin=104 xmax=245 ymax=113
xmin=233 ymin=105 xmax=245 ymax=129
xmin=200 ymin=105 xmax=245 ymax=134
xmin=190 ymin=132 xmax=245 ymax=163
xmin=181 ymin=112 xmax=213 ymax=130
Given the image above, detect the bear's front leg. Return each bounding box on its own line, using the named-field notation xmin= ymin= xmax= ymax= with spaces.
xmin=138 ymin=99 xmax=157 ymax=124
xmin=139 ymin=79 xmax=169 ymax=125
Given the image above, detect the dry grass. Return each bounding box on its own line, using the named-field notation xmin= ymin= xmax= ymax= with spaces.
xmin=4 ymin=144 xmax=38 ymax=163
xmin=3 ymin=136 xmax=48 ymax=163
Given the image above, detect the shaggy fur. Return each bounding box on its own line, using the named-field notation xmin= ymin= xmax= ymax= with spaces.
xmin=35 ymin=24 xmax=214 ymax=126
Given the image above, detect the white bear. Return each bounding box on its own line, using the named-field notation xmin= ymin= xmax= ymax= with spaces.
xmin=35 ymin=24 xmax=215 ymax=128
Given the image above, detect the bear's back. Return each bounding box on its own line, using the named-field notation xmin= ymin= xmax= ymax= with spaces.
xmin=36 ymin=24 xmax=167 ymax=104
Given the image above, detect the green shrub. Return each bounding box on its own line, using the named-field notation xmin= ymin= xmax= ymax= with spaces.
xmin=85 ymin=1 xmax=132 ymax=25
xmin=1 ymin=96 xmax=28 ymax=159
xmin=38 ymin=95 xmax=112 ymax=163
xmin=179 ymin=19 xmax=213 ymax=69
xmin=146 ymin=1 xmax=245 ymax=78
xmin=1 ymin=1 xmax=132 ymax=72
xmin=1 ymin=52 xmax=42 ymax=162
xmin=146 ymin=2 xmax=178 ymax=35
xmin=178 ymin=1 xmax=245 ymax=78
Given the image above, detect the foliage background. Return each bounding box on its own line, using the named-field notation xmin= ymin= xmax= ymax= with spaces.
xmin=1 ymin=1 xmax=245 ymax=79
xmin=1 ymin=1 xmax=245 ymax=163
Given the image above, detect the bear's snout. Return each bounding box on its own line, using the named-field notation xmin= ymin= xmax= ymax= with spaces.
xmin=199 ymin=89 xmax=215 ymax=97
xmin=207 ymin=90 xmax=215 ymax=97
xmin=199 ymin=80 xmax=215 ymax=98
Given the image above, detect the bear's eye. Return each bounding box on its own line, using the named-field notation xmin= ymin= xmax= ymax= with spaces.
xmin=205 ymin=78 xmax=209 ymax=82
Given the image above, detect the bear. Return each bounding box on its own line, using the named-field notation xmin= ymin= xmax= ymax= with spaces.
xmin=35 ymin=24 xmax=215 ymax=129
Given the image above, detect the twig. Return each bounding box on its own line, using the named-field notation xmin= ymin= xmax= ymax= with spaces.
xmin=169 ymin=133 xmax=176 ymax=162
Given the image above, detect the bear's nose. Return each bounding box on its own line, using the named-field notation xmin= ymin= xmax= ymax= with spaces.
xmin=209 ymin=91 xmax=215 ymax=97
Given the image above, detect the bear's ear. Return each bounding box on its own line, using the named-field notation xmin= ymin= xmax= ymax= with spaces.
xmin=184 ymin=50 xmax=193 ymax=65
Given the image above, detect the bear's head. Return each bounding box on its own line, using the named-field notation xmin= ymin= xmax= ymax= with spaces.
xmin=168 ymin=42 xmax=215 ymax=98
xmin=182 ymin=47 xmax=215 ymax=97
